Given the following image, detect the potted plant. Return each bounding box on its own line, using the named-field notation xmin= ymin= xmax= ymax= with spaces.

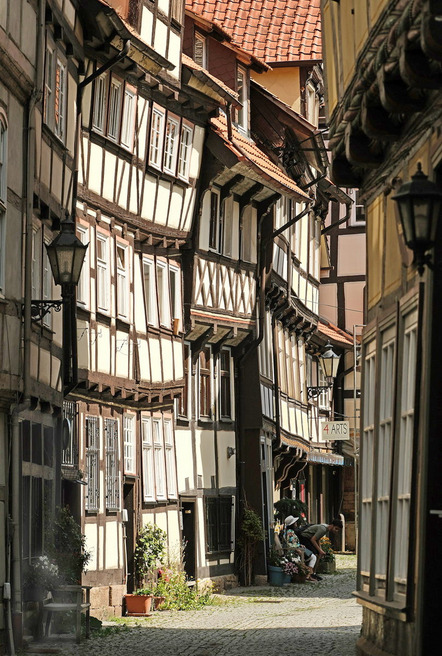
xmin=292 ymin=560 xmax=311 ymax=583
xmin=125 ymin=523 xmax=167 ymax=615
xmin=237 ymin=507 xmax=266 ymax=586
xmin=317 ymin=536 xmax=336 ymax=574
xmin=268 ymin=549 xmax=292 ymax=586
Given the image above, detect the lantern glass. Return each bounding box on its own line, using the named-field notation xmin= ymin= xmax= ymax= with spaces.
xmin=45 ymin=218 xmax=88 ymax=287
xmin=319 ymin=343 xmax=340 ymax=382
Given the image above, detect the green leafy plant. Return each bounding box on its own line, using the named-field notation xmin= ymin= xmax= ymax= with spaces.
xmin=24 ymin=556 xmax=60 ymax=592
xmin=46 ymin=506 xmax=91 ymax=584
xmin=134 ymin=523 xmax=167 ymax=589
xmin=237 ymin=506 xmax=266 ymax=586
xmin=153 ymin=572 xmax=213 ymax=610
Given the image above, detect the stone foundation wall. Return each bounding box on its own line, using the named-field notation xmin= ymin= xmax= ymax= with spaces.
xmin=90 ymin=584 xmax=126 ymax=620
xmin=356 ymin=606 xmax=415 ymax=656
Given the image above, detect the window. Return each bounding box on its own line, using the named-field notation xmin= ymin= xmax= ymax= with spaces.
xmin=116 ymin=243 xmax=129 ymax=319
xmin=209 ymin=190 xmax=221 ymax=251
xmin=375 ymin=328 xmax=395 ymax=583
xmin=163 ymin=116 xmax=180 ymax=174
xmin=171 ymin=0 xmax=183 ymax=24
xmin=236 ymin=66 xmax=248 ymax=131
xmin=31 ymin=227 xmax=42 ymax=301
xmin=199 ymin=347 xmax=212 ymax=418
xmin=105 ymin=418 xmax=120 ymax=511
xmin=76 ymin=226 xmax=89 ymax=307
xmin=149 ymin=107 xmax=165 ymax=169
xmin=44 ymin=38 xmax=67 ymax=142
xmin=143 ymin=258 xmax=157 ymax=326
xmin=205 ymin=496 xmax=234 ymax=552
xmin=178 ymin=125 xmax=193 ymax=180
xmin=157 ymin=261 xmax=170 ymax=327
xmin=120 ymin=84 xmax=136 ymax=149
xmin=394 ymin=311 xmax=417 ymax=593
xmin=223 ymin=196 xmax=234 ymax=257
xmin=96 ymin=234 xmax=110 ymax=312
xmin=92 ymin=74 xmax=108 ymax=133
xmin=220 ymin=349 xmax=232 ymax=419
xmin=169 ymin=265 xmax=181 ymax=331
xmin=306 ymin=82 xmax=319 ymax=126
xmin=123 ymin=414 xmax=136 ymax=475
xmin=86 ymin=417 xmax=100 ymax=512
xmin=142 ymin=418 xmax=155 ymax=502
xmin=108 ymin=77 xmax=123 ymax=142
xmin=153 ymin=418 xmax=167 ymax=499
xmin=164 ymin=419 xmax=177 ymax=498
xmin=54 ymin=59 xmax=66 ymax=140
xmin=194 ymin=32 xmax=207 ymax=67
xmin=360 ymin=342 xmax=376 ymax=574
xmin=241 ymin=205 xmax=256 ymax=263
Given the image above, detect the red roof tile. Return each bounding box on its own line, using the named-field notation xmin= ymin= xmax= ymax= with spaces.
xmin=317 ymin=321 xmax=354 ymax=348
xmin=210 ymin=114 xmax=310 ymax=199
xmin=186 ymin=0 xmax=322 ymax=63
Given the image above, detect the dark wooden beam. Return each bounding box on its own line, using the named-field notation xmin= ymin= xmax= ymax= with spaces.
xmin=330 ymin=156 xmax=363 ymax=188
xmin=345 ymin=124 xmax=383 ymax=168
xmin=361 ymin=94 xmax=402 ymax=141
xmin=377 ymin=67 xmax=426 ymax=114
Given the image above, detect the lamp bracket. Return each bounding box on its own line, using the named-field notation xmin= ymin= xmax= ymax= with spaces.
xmin=307 ymin=386 xmax=330 ymax=400
xmin=26 ymin=299 xmax=64 ymax=322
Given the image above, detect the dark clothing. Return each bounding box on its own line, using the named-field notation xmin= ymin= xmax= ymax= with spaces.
xmin=299 ymin=534 xmax=319 ymax=555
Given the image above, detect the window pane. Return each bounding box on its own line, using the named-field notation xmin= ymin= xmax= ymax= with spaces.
xmin=93 ymin=75 xmax=108 ymax=133
xmin=108 ymin=78 xmax=122 ymax=141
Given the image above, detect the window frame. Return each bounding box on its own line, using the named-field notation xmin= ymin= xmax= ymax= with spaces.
xmin=208 ymin=189 xmax=221 ymax=252
xmin=194 ymin=32 xmax=207 ymax=68
xmin=235 ymin=65 xmax=249 ymax=132
xmin=43 ymin=34 xmax=67 ymax=143
xmin=219 ymin=348 xmax=233 ymax=420
xmin=105 ymin=417 xmax=120 ymax=512
xmin=76 ymin=224 xmax=90 ymax=308
xmin=116 ymin=241 xmax=129 ymax=320
xmin=123 ymin=413 xmax=136 ymax=476
xmin=120 ymin=83 xmax=137 ymax=150
xmin=205 ymin=496 xmax=234 ymax=553
xmin=96 ymin=232 xmax=110 ymax=314
xmin=149 ymin=105 xmax=166 ymax=170
xmin=163 ymin=114 xmax=180 ymax=175
xmin=178 ymin=124 xmax=193 ymax=181
xmin=107 ymin=75 xmax=123 ymax=143
xmin=199 ymin=346 xmax=212 ymax=420
xmin=85 ymin=416 xmax=100 ymax=513
xmin=142 ymin=257 xmax=157 ymax=327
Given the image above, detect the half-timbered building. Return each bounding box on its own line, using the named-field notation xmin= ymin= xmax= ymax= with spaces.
xmin=321 ymin=0 xmax=442 ymax=653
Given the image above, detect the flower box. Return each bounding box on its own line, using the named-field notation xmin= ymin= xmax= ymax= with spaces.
xmin=124 ymin=594 xmax=153 ymax=616
xmin=268 ymin=565 xmax=291 ymax=586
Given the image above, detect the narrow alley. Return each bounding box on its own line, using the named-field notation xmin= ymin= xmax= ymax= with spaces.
xmin=40 ymin=555 xmax=361 ymax=656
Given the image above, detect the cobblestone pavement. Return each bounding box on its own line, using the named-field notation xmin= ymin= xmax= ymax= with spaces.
xmin=35 ymin=555 xmax=361 ymax=656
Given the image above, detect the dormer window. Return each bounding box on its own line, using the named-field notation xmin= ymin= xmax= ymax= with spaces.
xmin=194 ymin=32 xmax=207 ymax=68
xmin=236 ymin=65 xmax=248 ymax=132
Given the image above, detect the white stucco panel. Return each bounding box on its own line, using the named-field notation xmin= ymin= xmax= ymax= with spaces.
xmin=136 ymin=97 xmax=149 ymax=161
xmin=189 ymin=126 xmax=205 ymax=180
xmin=161 ymin=337 xmax=174 ymax=382
xmin=88 ymin=143 xmax=103 ymax=194
xmin=153 ymin=19 xmax=168 ymax=58
xmin=115 ymin=330 xmax=130 ymax=378
xmin=140 ymin=5 xmax=154 ymax=46
xmin=141 ymin=174 xmax=157 ymax=221
xmin=84 ymin=524 xmax=98 ymax=571
xmin=149 ymin=336 xmax=161 ymax=382
xmin=168 ymin=186 xmax=183 ymax=228
xmin=97 ymin=324 xmax=111 ymax=373
xmin=217 ymin=431 xmax=236 ymax=488
xmin=104 ymin=521 xmax=120 ymax=569
xmin=180 ymin=185 xmax=195 ymax=232
xmin=175 ymin=428 xmax=193 ymax=492
xmin=154 ymin=179 xmax=170 ymax=226
xmin=196 ymin=429 xmax=216 ymax=488
xmin=103 ymin=151 xmax=117 ymax=202
xmin=138 ymin=337 xmax=151 ymax=382
xmin=173 ymin=340 xmax=183 ymax=379
xmin=98 ymin=524 xmax=105 ymax=570
xmin=167 ymin=30 xmax=181 ymax=80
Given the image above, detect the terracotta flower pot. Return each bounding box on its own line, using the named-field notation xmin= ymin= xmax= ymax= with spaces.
xmin=124 ymin=594 xmax=153 ymax=615
xmin=153 ymin=595 xmax=165 ymax=610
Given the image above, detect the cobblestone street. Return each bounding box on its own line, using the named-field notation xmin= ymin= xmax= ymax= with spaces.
xmin=38 ymin=556 xmax=361 ymax=656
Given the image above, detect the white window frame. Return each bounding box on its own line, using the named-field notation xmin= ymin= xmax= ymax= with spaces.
xmin=360 ymin=341 xmax=376 ymax=576
xmin=96 ymin=233 xmax=110 ymax=313
xmin=169 ymin=264 xmax=182 ymax=332
xmin=157 ymin=261 xmax=170 ymax=327
xmin=76 ymin=225 xmax=90 ymax=308
xmin=121 ymin=84 xmax=136 ymax=150
xmin=116 ymin=242 xmax=129 ymax=320
xmin=31 ymin=226 xmax=42 ymax=302
xmin=219 ymin=348 xmax=233 ymax=420
xmin=142 ymin=417 xmax=156 ymax=502
xmin=123 ymin=414 xmax=136 ymax=475
xmin=54 ymin=58 xmax=67 ymax=141
xmin=163 ymin=419 xmax=177 ymax=499
xmin=208 ymin=188 xmax=221 ymax=252
xmin=92 ymin=73 xmax=108 ymax=134
xmin=85 ymin=416 xmax=100 ymax=513
xmin=236 ymin=65 xmax=248 ymax=132
xmin=194 ymin=32 xmax=207 ymax=68
xmin=105 ymin=418 xmax=120 ymax=511
xmin=44 ymin=42 xmax=55 ymax=128
xmin=152 ymin=418 xmax=167 ymax=500
xmin=107 ymin=76 xmax=123 ymax=142
xmin=149 ymin=106 xmax=165 ymax=170
xmin=163 ymin=115 xmax=180 ymax=175
xmin=178 ymin=124 xmax=193 ymax=180
xmin=143 ymin=257 xmax=157 ymax=326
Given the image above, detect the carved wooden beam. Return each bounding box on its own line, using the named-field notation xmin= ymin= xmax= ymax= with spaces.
xmin=421 ymin=0 xmax=442 ymax=62
xmin=360 ymin=94 xmax=402 ymax=142
xmin=399 ymin=35 xmax=442 ymax=89
xmin=345 ymin=124 xmax=383 ymax=168
xmin=377 ymin=67 xmax=426 ymax=114
xmin=330 ymin=156 xmax=362 ymax=188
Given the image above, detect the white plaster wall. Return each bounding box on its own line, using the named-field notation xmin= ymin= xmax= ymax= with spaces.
xmin=104 ymin=521 xmax=120 ymax=569
xmin=97 ymin=324 xmax=111 ymax=373
xmin=197 ymin=429 xmax=216 ymax=487
xmin=22 ymin=0 xmax=37 ymax=64
xmin=88 ymin=143 xmax=103 ymax=194
xmin=173 ymin=340 xmax=183 ymax=378
xmin=138 ymin=337 xmax=151 ymax=381
xmin=51 ymin=152 xmax=63 ymax=203
xmin=319 ymin=282 xmax=338 ymax=325
xmin=154 ymin=20 xmax=168 ymax=59
xmin=175 ymin=427 xmax=193 ymax=492
xmin=217 ymin=431 xmax=236 ymax=488
xmin=167 ymin=30 xmax=181 ymax=80
xmin=103 ymin=151 xmax=117 ymax=201
xmin=344 ymin=280 xmax=365 ymax=333
xmin=155 ymin=180 xmax=170 ymax=226
xmin=337 ymin=233 xmax=366 ymax=276
xmin=115 ymin=329 xmax=130 ymax=378
xmin=168 ymin=187 xmax=183 ymax=228
xmin=84 ymin=524 xmax=98 ymax=571
xmin=160 ymin=337 xmax=174 ymax=382
xmin=140 ymin=5 xmax=153 ymax=46
xmin=50 ymin=356 xmax=61 ymax=391
xmin=98 ymin=524 xmax=105 ymax=570
xmin=149 ymin=337 xmax=161 ymax=382
xmin=141 ymin=174 xmax=157 ymax=221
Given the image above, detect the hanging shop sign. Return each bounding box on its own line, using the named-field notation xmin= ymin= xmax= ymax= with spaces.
xmin=320 ymin=420 xmax=350 ymax=440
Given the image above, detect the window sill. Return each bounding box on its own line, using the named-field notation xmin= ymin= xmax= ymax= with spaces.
xmin=353 ymin=590 xmax=408 ymax=621
xmin=145 ymin=163 xmax=189 ymax=188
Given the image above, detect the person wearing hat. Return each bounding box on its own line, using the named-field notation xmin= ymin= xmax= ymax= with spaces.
xmin=283 ymin=516 xmax=317 ymax=580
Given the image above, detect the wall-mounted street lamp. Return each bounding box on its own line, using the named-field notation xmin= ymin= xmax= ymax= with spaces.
xmin=392 ymin=163 xmax=442 ymax=275
xmin=29 ymin=216 xmax=88 ymax=321
xmin=307 ymin=342 xmax=341 ymax=399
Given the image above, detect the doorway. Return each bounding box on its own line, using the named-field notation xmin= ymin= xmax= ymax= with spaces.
xmin=182 ymin=501 xmax=196 ymax=581
xmin=124 ymin=483 xmax=135 ymax=592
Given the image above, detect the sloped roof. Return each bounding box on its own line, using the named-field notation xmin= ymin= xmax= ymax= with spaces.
xmin=317 ymin=320 xmax=354 ymax=348
xmin=185 ymin=0 xmax=322 ymax=63
xmin=210 ymin=114 xmax=310 ymax=199
xmin=182 ymin=53 xmax=240 ymax=105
